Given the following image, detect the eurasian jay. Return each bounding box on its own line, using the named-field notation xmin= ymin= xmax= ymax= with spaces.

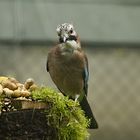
xmin=46 ymin=23 xmax=98 ymax=129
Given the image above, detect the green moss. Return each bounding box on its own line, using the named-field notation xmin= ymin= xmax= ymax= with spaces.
xmin=31 ymin=87 xmax=90 ymax=140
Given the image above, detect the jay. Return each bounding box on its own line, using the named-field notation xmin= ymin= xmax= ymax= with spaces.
xmin=46 ymin=23 xmax=98 ymax=129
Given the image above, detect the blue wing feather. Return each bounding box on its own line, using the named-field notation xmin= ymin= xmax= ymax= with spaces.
xmin=82 ymin=57 xmax=89 ymax=96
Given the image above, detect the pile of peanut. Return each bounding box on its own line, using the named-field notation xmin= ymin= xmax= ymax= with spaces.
xmin=0 ymin=77 xmax=38 ymax=98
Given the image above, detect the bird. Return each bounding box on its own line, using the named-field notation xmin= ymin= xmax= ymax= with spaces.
xmin=46 ymin=23 xmax=98 ymax=129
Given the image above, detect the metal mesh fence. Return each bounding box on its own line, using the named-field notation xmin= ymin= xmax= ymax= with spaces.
xmin=88 ymin=47 xmax=140 ymax=140
xmin=0 ymin=45 xmax=140 ymax=140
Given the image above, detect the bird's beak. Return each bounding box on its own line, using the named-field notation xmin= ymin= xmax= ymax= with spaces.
xmin=63 ymin=36 xmax=67 ymax=42
xmin=62 ymin=32 xmax=69 ymax=43
xmin=59 ymin=36 xmax=67 ymax=43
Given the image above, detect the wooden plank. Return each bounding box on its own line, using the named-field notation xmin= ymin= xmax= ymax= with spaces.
xmin=11 ymin=99 xmax=48 ymax=110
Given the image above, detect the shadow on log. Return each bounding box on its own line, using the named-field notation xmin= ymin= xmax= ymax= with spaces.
xmin=0 ymin=109 xmax=57 ymax=140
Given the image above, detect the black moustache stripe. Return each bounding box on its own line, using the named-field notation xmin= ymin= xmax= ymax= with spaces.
xmin=59 ymin=37 xmax=64 ymax=43
xmin=59 ymin=35 xmax=77 ymax=43
xmin=66 ymin=35 xmax=77 ymax=41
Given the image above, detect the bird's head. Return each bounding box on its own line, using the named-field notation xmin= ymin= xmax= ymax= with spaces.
xmin=56 ymin=23 xmax=78 ymax=43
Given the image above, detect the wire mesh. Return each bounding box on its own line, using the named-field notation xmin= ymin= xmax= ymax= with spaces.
xmin=0 ymin=0 xmax=140 ymax=139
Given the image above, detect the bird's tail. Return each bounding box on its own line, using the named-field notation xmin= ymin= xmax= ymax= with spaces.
xmin=80 ymin=96 xmax=98 ymax=129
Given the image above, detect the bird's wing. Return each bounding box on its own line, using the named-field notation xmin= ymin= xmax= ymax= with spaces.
xmin=46 ymin=59 xmax=49 ymax=72
xmin=46 ymin=47 xmax=56 ymax=72
xmin=82 ymin=54 xmax=89 ymax=96
xmin=46 ymin=54 xmax=50 ymax=72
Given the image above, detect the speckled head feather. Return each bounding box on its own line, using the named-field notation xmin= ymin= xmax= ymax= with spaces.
xmin=56 ymin=23 xmax=74 ymax=35
xmin=56 ymin=23 xmax=77 ymax=43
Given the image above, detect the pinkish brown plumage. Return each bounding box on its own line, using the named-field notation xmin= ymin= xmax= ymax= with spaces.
xmin=46 ymin=23 xmax=98 ymax=129
xmin=47 ymin=46 xmax=86 ymax=99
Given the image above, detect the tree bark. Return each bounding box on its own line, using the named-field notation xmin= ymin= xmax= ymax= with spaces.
xmin=0 ymin=109 xmax=57 ymax=140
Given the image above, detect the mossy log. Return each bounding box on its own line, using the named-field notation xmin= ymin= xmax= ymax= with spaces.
xmin=0 ymin=109 xmax=57 ymax=140
xmin=0 ymin=87 xmax=89 ymax=140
